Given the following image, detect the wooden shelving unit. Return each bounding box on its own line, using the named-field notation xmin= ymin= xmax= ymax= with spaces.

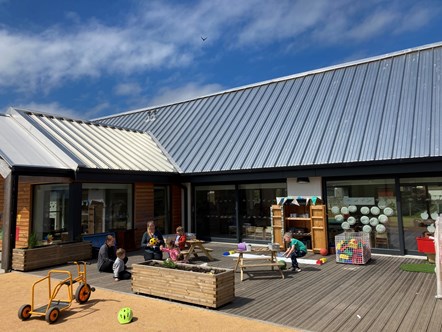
xmin=271 ymin=203 xmax=328 ymax=253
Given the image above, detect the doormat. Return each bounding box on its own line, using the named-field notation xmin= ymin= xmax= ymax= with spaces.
xmin=400 ymin=263 xmax=435 ymax=273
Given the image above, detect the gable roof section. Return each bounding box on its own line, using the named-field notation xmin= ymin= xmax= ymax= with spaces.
xmin=1 ymin=108 xmax=177 ymax=173
xmin=0 ymin=113 xmax=72 ymax=170
xmin=95 ymin=42 xmax=442 ymax=174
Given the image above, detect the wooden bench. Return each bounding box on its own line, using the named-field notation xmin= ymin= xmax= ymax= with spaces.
xmin=181 ymin=247 xmax=213 ymax=254
xmin=234 ymin=249 xmax=284 ymax=281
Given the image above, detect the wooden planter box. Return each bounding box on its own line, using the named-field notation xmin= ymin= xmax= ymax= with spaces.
xmin=12 ymin=242 xmax=92 ymax=271
xmin=132 ymin=260 xmax=235 ymax=308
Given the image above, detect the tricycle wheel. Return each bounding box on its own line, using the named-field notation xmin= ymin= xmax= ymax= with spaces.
xmin=45 ymin=307 xmax=60 ymax=324
xmin=18 ymin=304 xmax=32 ymax=320
xmin=75 ymin=283 xmax=92 ymax=304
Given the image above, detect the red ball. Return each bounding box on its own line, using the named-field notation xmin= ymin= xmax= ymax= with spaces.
xmin=319 ymin=248 xmax=328 ymax=256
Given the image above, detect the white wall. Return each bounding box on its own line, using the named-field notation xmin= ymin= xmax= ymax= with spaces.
xmin=287 ymin=177 xmax=322 ymax=198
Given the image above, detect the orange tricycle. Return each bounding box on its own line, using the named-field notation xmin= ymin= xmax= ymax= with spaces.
xmin=18 ymin=261 xmax=95 ymax=324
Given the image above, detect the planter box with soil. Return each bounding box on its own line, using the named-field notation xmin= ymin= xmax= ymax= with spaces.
xmin=12 ymin=242 xmax=92 ymax=271
xmin=132 ymin=260 xmax=235 ymax=308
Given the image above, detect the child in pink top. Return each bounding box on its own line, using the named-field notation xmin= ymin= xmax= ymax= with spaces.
xmin=161 ymin=240 xmax=181 ymax=262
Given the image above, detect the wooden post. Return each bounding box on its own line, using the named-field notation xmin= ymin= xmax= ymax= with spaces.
xmin=1 ymin=172 xmax=18 ymax=272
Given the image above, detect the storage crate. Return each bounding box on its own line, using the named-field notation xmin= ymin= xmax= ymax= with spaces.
xmin=335 ymin=232 xmax=371 ymax=265
xmin=416 ymin=237 xmax=435 ymax=253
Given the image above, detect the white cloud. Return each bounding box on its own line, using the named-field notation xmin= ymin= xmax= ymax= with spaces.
xmin=0 ymin=0 xmax=440 ymax=95
xmin=149 ymin=82 xmax=224 ymax=107
xmin=114 ymin=82 xmax=142 ymax=97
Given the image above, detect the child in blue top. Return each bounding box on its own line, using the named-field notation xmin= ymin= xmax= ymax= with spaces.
xmin=283 ymin=232 xmax=307 ymax=272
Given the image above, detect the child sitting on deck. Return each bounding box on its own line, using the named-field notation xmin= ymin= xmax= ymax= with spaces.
xmin=113 ymin=248 xmax=131 ymax=281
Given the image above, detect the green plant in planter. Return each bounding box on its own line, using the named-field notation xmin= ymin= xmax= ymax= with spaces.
xmin=162 ymin=258 xmax=177 ymax=269
xmin=28 ymin=232 xmax=38 ymax=249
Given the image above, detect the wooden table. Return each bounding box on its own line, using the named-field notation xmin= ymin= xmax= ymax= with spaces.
xmin=234 ymin=247 xmax=284 ymax=281
xmin=182 ymin=239 xmax=214 ymax=261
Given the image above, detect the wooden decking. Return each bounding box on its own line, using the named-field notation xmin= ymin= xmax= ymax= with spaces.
xmin=27 ymin=243 xmax=442 ymax=332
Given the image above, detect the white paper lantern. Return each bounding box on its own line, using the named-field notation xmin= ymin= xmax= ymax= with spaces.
xmin=363 ymin=225 xmax=372 ymax=233
xmin=341 ymin=221 xmax=350 ymax=230
xmin=347 ymin=216 xmax=356 ymax=225
xmin=361 ymin=216 xmax=370 ymax=224
xmin=376 ymin=224 xmax=386 ymax=233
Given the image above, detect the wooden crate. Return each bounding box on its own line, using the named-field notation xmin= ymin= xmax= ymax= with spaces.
xmin=12 ymin=242 xmax=92 ymax=271
xmin=132 ymin=260 xmax=235 ymax=308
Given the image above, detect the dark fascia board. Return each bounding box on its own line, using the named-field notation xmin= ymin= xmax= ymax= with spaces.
xmin=10 ymin=165 xmax=75 ymax=178
xmin=180 ymin=158 xmax=442 ymax=183
xmin=75 ymin=167 xmax=181 ymax=183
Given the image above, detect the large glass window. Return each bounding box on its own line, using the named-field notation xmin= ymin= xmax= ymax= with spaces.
xmin=33 ymin=184 xmax=70 ymax=244
xmin=326 ymin=179 xmax=397 ymax=250
xmin=195 ymin=185 xmax=235 ymax=240
xmin=81 ymin=184 xmax=132 ymax=234
xmin=400 ymin=177 xmax=442 ymax=252
xmin=239 ymin=183 xmax=286 ymax=242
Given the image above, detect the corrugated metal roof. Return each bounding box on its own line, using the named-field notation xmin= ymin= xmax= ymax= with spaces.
xmin=95 ymin=42 xmax=442 ymax=174
xmin=0 ymin=113 xmax=72 ymax=170
xmin=1 ymin=108 xmax=177 ymax=173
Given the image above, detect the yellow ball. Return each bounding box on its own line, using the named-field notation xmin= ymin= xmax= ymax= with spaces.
xmin=149 ymin=238 xmax=158 ymax=246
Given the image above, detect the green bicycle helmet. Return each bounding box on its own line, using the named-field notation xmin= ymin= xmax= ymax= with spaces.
xmin=118 ymin=307 xmax=133 ymax=324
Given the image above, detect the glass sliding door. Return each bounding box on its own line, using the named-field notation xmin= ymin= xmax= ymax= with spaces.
xmin=195 ymin=185 xmax=236 ymax=240
xmin=154 ymin=186 xmax=170 ymax=234
xmin=195 ymin=183 xmax=286 ymax=241
xmin=239 ymin=183 xmax=287 ymax=242
xmin=400 ymin=177 xmax=442 ymax=253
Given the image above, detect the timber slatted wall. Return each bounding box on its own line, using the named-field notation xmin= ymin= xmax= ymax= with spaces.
xmin=134 ymin=183 xmax=154 ymax=248
xmin=171 ymin=184 xmax=182 ymax=232
xmin=16 ymin=180 xmax=32 ymax=248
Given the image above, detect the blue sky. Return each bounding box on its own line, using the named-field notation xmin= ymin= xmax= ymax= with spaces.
xmin=0 ymin=0 xmax=441 ymax=120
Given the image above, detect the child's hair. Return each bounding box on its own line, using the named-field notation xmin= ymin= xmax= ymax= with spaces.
xmin=284 ymin=232 xmax=293 ymax=239
xmin=116 ymin=248 xmax=126 ymax=258
xmin=167 ymin=240 xmax=176 ymax=248
xmin=176 ymin=226 xmax=184 ymax=233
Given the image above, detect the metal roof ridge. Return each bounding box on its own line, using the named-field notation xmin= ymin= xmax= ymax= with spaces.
xmin=11 ymin=107 xmax=146 ymax=133
xmin=91 ymin=40 xmax=442 ymax=121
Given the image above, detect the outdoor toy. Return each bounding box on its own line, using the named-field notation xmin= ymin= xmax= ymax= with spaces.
xmin=277 ymin=260 xmax=287 ymax=270
xmin=319 ymin=248 xmax=328 ymax=256
xmin=118 ymin=307 xmax=133 ymax=324
xmin=149 ymin=237 xmax=158 ymax=246
xmin=18 ymin=261 xmax=95 ymax=324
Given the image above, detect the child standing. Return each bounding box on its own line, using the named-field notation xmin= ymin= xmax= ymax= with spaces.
xmin=283 ymin=232 xmax=307 ymax=272
xmin=113 ymin=248 xmax=131 ymax=281
xmin=161 ymin=240 xmax=181 ymax=262
xmin=175 ymin=226 xmax=187 ymax=250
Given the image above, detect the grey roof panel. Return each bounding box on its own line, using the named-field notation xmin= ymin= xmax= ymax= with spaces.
xmin=94 ymin=42 xmax=442 ymax=174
